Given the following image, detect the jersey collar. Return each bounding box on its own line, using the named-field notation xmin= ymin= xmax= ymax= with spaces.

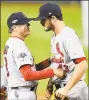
xmin=10 ymin=36 xmax=24 ymax=41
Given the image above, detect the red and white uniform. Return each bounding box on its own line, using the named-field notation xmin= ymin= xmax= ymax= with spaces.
xmin=50 ymin=26 xmax=86 ymax=82
xmin=4 ymin=37 xmax=38 ymax=88
xmin=3 ymin=37 xmax=54 ymax=100
xmin=3 ymin=37 xmax=38 ymax=100
xmin=50 ymin=26 xmax=88 ymax=100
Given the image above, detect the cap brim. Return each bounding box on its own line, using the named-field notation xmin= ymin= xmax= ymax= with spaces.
xmin=27 ymin=18 xmax=35 ymax=21
xmin=34 ymin=16 xmax=46 ymax=21
xmin=20 ymin=18 xmax=35 ymax=24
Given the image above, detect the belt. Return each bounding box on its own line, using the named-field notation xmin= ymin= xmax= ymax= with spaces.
xmin=10 ymin=86 xmax=35 ymax=91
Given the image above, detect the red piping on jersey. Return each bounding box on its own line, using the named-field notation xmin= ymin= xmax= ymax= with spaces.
xmin=20 ymin=65 xmax=54 ymax=81
xmin=73 ymin=57 xmax=86 ymax=64
xmin=10 ymin=36 xmax=24 ymax=41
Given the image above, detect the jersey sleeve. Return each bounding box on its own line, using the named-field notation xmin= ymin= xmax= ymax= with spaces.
xmin=63 ymin=32 xmax=85 ymax=60
xmin=12 ymin=43 xmax=33 ymax=69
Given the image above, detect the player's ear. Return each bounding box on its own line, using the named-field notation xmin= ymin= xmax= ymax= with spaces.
xmin=8 ymin=26 xmax=14 ymax=33
xmin=8 ymin=28 xmax=12 ymax=33
xmin=8 ymin=25 xmax=16 ymax=33
xmin=51 ymin=16 xmax=56 ymax=24
xmin=51 ymin=16 xmax=56 ymax=21
xmin=12 ymin=25 xmax=16 ymax=29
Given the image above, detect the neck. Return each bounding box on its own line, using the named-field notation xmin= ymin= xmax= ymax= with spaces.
xmin=53 ymin=21 xmax=65 ymax=36
xmin=10 ymin=32 xmax=25 ymax=41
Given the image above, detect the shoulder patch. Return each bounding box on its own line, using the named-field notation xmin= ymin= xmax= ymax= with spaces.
xmin=17 ymin=53 xmax=27 ymax=59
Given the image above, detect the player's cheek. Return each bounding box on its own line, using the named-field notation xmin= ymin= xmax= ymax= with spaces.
xmin=23 ymin=26 xmax=27 ymax=32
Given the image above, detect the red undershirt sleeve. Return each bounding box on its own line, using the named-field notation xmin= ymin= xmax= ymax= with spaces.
xmin=19 ymin=64 xmax=54 ymax=81
xmin=72 ymin=57 xmax=87 ymax=64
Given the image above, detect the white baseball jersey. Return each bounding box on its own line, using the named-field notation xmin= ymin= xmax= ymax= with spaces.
xmin=50 ymin=26 xmax=86 ymax=83
xmin=3 ymin=37 xmax=38 ymax=88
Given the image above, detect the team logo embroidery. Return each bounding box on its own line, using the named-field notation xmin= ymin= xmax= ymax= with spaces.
xmin=12 ymin=19 xmax=18 ymax=24
xmin=17 ymin=53 xmax=27 ymax=59
xmin=51 ymin=42 xmax=64 ymax=63
xmin=49 ymin=12 xmax=52 ymax=15
xmin=56 ymin=42 xmax=64 ymax=57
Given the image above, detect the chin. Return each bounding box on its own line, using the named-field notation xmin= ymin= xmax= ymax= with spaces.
xmin=24 ymin=33 xmax=30 ymax=37
xmin=26 ymin=34 xmax=30 ymax=37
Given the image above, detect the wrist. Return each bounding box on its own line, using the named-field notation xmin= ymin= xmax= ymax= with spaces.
xmin=65 ymin=85 xmax=71 ymax=91
xmin=53 ymin=69 xmax=56 ymax=75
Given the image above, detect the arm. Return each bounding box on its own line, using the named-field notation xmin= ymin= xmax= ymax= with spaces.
xmin=63 ymin=33 xmax=88 ymax=91
xmin=35 ymin=58 xmax=51 ymax=71
xmin=55 ymin=60 xmax=88 ymax=99
xmin=65 ymin=60 xmax=88 ymax=90
xmin=20 ymin=64 xmax=54 ymax=81
xmin=20 ymin=64 xmax=64 ymax=81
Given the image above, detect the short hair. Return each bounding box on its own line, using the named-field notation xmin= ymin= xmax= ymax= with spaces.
xmin=8 ymin=28 xmax=13 ymax=33
xmin=55 ymin=13 xmax=63 ymax=21
xmin=8 ymin=25 xmax=15 ymax=33
xmin=47 ymin=13 xmax=63 ymax=21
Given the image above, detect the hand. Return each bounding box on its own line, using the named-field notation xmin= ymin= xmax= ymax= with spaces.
xmin=55 ymin=87 xmax=69 ymax=100
xmin=53 ymin=68 xmax=66 ymax=79
xmin=45 ymin=89 xmax=52 ymax=99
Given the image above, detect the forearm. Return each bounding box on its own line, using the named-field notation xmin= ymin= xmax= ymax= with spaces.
xmin=35 ymin=58 xmax=51 ymax=71
xmin=20 ymin=65 xmax=54 ymax=81
xmin=65 ymin=60 xmax=88 ymax=90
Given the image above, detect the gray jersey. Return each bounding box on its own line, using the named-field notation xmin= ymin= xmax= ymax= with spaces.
xmin=50 ymin=26 xmax=86 ymax=83
xmin=3 ymin=37 xmax=38 ymax=88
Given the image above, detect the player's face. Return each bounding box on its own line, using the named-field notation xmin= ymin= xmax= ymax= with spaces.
xmin=18 ymin=23 xmax=30 ymax=37
xmin=40 ymin=18 xmax=54 ymax=32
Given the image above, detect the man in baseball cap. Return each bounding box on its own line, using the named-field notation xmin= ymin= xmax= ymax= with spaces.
xmin=35 ymin=3 xmax=88 ymax=100
xmin=7 ymin=12 xmax=34 ymax=34
xmin=35 ymin=3 xmax=63 ymax=32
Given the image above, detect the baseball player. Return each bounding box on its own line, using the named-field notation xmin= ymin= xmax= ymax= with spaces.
xmin=35 ymin=3 xmax=88 ymax=100
xmin=3 ymin=12 xmax=65 ymax=100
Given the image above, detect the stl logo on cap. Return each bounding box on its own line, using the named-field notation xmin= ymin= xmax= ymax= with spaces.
xmin=49 ymin=12 xmax=52 ymax=15
xmin=12 ymin=19 xmax=18 ymax=24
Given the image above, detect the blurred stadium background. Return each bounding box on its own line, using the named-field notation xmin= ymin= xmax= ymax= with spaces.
xmin=1 ymin=1 xmax=88 ymax=100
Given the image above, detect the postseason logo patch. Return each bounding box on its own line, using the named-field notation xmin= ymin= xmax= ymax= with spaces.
xmin=17 ymin=53 xmax=27 ymax=59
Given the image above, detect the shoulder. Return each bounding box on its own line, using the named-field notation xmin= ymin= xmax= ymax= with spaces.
xmin=5 ymin=38 xmax=22 ymax=47
xmin=63 ymin=26 xmax=79 ymax=41
xmin=11 ymin=38 xmax=26 ymax=49
xmin=6 ymin=38 xmax=28 ymax=52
